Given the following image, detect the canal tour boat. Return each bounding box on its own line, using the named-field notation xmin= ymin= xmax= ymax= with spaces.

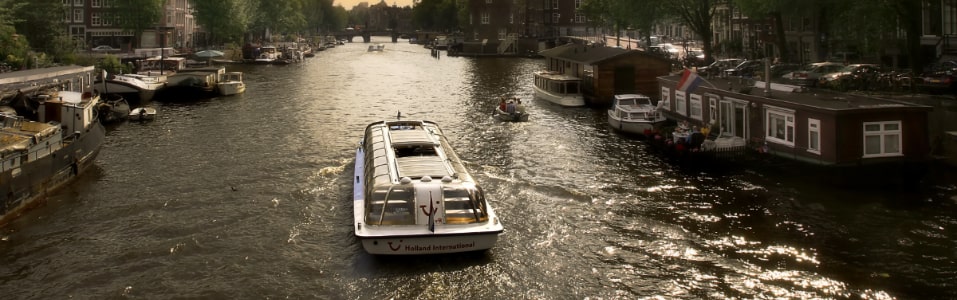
xmin=607 ymin=93 xmax=666 ymax=134
xmin=353 ymin=120 xmax=504 ymax=255
xmin=532 ymin=70 xmax=585 ymax=107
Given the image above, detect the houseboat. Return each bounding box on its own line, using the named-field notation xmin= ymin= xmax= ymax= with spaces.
xmin=655 ymin=72 xmax=932 ymax=182
xmin=97 ymin=73 xmax=167 ymax=103
xmin=537 ymin=43 xmax=671 ymax=106
xmin=353 ymin=120 xmax=504 ymax=255
xmin=0 ymin=65 xmax=106 ymax=226
xmin=532 ymin=70 xmax=585 ymax=107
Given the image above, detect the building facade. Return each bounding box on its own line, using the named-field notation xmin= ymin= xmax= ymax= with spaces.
xmin=61 ymin=0 xmax=195 ymax=52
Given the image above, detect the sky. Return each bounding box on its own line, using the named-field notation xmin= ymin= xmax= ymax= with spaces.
xmin=335 ymin=0 xmax=416 ymax=8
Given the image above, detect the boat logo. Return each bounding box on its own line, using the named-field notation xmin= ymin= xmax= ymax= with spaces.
xmin=388 ymin=240 xmax=403 ymax=251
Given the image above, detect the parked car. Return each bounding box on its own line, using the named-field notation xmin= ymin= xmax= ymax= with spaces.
xmin=683 ymin=49 xmax=706 ymax=67
xmin=698 ymin=58 xmax=743 ymax=77
xmin=91 ymin=45 xmax=120 ymax=52
xmin=724 ymin=60 xmax=764 ymax=77
xmin=781 ymin=62 xmax=845 ymax=87
xmin=819 ymin=64 xmax=884 ymax=90
xmin=917 ymin=60 xmax=957 ymax=94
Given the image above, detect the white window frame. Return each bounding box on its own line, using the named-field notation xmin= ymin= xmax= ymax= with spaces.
xmin=552 ymin=13 xmax=560 ymax=23
xmin=674 ymin=90 xmax=687 ymax=116
xmin=73 ymin=9 xmax=83 ymax=22
xmin=689 ymin=93 xmax=702 ymax=120
xmin=91 ymin=12 xmax=101 ymax=26
xmin=481 ymin=12 xmax=489 ymax=24
xmin=91 ymin=0 xmax=100 ymax=7
xmin=552 ymin=0 xmax=559 ymax=9
xmin=574 ymin=13 xmax=586 ymax=23
xmin=660 ymin=87 xmax=671 ymax=112
xmin=575 ymin=0 xmax=582 ymax=9
xmin=862 ymin=121 xmax=903 ymax=158
xmin=707 ymin=94 xmax=718 ymax=125
xmin=808 ymin=118 xmax=821 ymax=154
xmin=765 ymin=105 xmax=795 ymax=147
xmin=510 ymin=13 xmax=514 ymax=24
xmin=498 ymin=28 xmax=506 ymax=40
xmin=74 ymin=0 xmax=83 ymax=6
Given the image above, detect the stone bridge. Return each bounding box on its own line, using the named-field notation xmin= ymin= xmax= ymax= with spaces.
xmin=332 ymin=30 xmax=404 ymax=43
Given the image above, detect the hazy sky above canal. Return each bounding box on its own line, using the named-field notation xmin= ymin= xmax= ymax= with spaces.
xmin=335 ymin=0 xmax=416 ymax=9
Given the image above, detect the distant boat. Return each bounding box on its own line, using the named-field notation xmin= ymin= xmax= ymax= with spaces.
xmin=96 ymin=94 xmax=131 ymax=123
xmin=128 ymin=107 xmax=156 ymax=121
xmin=367 ymin=44 xmax=385 ymax=52
xmin=217 ymin=71 xmax=246 ymax=96
xmin=98 ymin=73 xmax=167 ymax=103
xmin=532 ymin=70 xmax=585 ymax=107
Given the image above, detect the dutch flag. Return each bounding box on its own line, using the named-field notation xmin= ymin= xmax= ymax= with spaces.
xmin=676 ymin=69 xmax=705 ymax=93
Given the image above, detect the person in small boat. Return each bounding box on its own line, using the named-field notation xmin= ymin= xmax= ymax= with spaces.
xmin=515 ymin=99 xmax=526 ymax=114
xmin=505 ymin=99 xmax=516 ymax=113
xmin=498 ymin=98 xmax=507 ymax=111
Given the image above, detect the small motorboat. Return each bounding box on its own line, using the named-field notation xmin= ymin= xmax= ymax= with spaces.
xmin=494 ymin=106 xmax=529 ymax=122
xmin=96 ymin=94 xmax=131 ymax=123
xmin=493 ymin=98 xmax=529 ymax=122
xmin=128 ymin=107 xmax=157 ymax=121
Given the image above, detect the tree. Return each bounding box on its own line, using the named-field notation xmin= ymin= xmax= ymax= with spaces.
xmin=0 ymin=0 xmax=30 ymax=69
xmin=193 ymin=0 xmax=251 ymax=46
xmin=11 ymin=0 xmax=68 ymax=55
xmin=662 ymin=0 xmax=716 ymax=64
xmin=109 ymin=0 xmax=165 ymax=48
xmin=412 ymin=0 xmax=457 ymax=32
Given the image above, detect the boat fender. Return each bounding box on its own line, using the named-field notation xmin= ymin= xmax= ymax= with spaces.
xmin=400 ymin=177 xmax=412 ymax=184
xmin=441 ymin=176 xmax=453 ymax=183
xmin=421 ymin=176 xmax=432 ymax=182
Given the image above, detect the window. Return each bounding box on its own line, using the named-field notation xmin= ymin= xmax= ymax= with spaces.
xmin=73 ymin=9 xmax=83 ymax=22
xmin=808 ymin=119 xmax=821 ymax=154
xmin=498 ymin=28 xmax=506 ymax=40
xmin=660 ymin=87 xmax=671 ymax=111
xmin=863 ymin=121 xmax=902 ymax=157
xmin=91 ymin=12 xmax=100 ymax=26
xmin=102 ymin=13 xmax=112 ymax=25
xmin=92 ymin=0 xmax=100 ymax=7
xmin=674 ymin=90 xmax=686 ymax=116
xmin=575 ymin=0 xmax=582 ymax=8
xmin=574 ymin=13 xmax=586 ymax=23
xmin=765 ymin=106 xmax=795 ymax=146
xmin=510 ymin=13 xmax=514 ymax=24
xmin=74 ymin=0 xmax=83 ymax=6
xmin=708 ymin=96 xmax=718 ymax=124
xmin=690 ymin=94 xmax=702 ymax=120
xmin=552 ymin=13 xmax=560 ymax=23
xmin=481 ymin=12 xmax=489 ymax=24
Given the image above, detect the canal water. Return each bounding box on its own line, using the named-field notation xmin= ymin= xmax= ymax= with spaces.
xmin=1 ymin=37 xmax=956 ymax=299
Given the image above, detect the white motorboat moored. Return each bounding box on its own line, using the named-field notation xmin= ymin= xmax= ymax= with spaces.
xmin=128 ymin=107 xmax=156 ymax=121
xmin=353 ymin=120 xmax=504 ymax=255
xmin=607 ymin=93 xmax=666 ymax=135
xmin=217 ymin=71 xmax=246 ymax=96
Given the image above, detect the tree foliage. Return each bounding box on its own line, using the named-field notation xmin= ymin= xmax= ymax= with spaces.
xmin=110 ymin=0 xmax=165 ymax=48
xmin=412 ymin=0 xmax=458 ymax=32
xmin=662 ymin=0 xmax=716 ymax=64
xmin=192 ymin=0 xmax=250 ymax=45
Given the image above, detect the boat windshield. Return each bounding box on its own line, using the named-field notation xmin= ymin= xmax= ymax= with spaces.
xmin=619 ymin=98 xmax=636 ymax=106
xmin=367 ymin=185 xmax=415 ymax=225
xmin=443 ymin=186 xmax=489 ymax=224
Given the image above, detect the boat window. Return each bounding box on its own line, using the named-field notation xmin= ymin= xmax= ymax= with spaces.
xmin=393 ymin=145 xmax=437 ymax=158
xmin=443 ymin=187 xmax=489 ymax=224
xmin=367 ymin=186 xmax=415 ymax=225
xmin=566 ymin=82 xmax=579 ymax=94
xmin=620 ymin=98 xmax=635 ymax=106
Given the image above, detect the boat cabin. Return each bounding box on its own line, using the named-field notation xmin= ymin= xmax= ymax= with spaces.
xmin=360 ymin=120 xmax=491 ymax=226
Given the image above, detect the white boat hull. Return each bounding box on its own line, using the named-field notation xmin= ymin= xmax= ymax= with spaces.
xmin=218 ymin=82 xmax=246 ymax=96
xmin=358 ymin=231 xmax=501 ymax=255
xmin=608 ymin=110 xmax=659 ymax=134
xmin=533 ymin=85 xmax=585 ymax=107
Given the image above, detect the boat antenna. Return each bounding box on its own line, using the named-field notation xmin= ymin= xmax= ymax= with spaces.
xmin=396 ymin=111 xmax=402 ymax=120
